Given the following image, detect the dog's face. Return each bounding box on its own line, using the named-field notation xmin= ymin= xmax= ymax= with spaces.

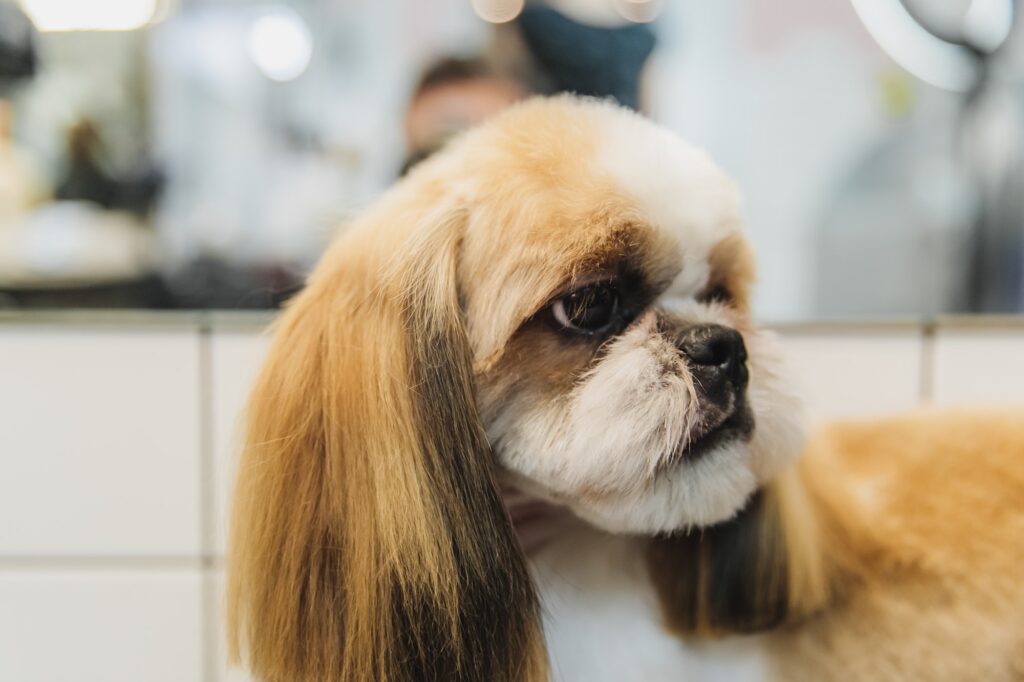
xmin=429 ymin=97 xmax=804 ymax=533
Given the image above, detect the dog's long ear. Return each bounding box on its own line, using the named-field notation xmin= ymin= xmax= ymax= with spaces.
xmin=226 ymin=202 xmax=547 ymax=682
xmin=646 ymin=469 xmax=833 ymax=637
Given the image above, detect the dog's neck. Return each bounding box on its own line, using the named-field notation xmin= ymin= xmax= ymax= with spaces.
xmin=499 ymin=435 xmax=898 ymax=649
xmin=644 ymin=451 xmax=892 ymax=638
xmin=503 ymin=452 xmax=886 ymax=639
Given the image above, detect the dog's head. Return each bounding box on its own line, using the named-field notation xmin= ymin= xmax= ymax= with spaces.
xmin=458 ymin=101 xmax=802 ymax=533
xmin=227 ymin=96 xmax=808 ymax=681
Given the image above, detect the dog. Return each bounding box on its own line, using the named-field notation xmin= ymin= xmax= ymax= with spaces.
xmin=226 ymin=95 xmax=1024 ymax=681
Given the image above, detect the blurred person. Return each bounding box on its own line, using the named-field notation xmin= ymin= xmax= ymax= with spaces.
xmin=399 ymin=8 xmax=658 ymax=179
xmin=0 ymin=2 xmax=35 ymax=85
xmin=515 ymin=1 xmax=657 ymax=111
xmin=401 ymin=56 xmax=528 ymax=175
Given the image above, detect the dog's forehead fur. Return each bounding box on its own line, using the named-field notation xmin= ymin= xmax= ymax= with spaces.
xmin=421 ymin=96 xmax=750 ymax=365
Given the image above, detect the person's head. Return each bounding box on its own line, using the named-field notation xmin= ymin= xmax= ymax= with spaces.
xmin=402 ymin=56 xmax=527 ymax=174
xmin=0 ymin=2 xmax=37 ymax=90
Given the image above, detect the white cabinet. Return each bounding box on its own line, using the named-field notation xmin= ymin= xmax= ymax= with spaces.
xmin=0 ymin=326 xmax=202 ymax=556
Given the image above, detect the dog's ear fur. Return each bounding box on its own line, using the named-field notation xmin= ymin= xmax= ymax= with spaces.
xmin=226 ymin=201 xmax=547 ymax=682
xmin=647 ymin=469 xmax=833 ymax=637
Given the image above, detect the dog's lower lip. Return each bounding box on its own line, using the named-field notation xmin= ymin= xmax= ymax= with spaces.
xmin=677 ymin=406 xmax=753 ymax=461
xmin=682 ymin=416 xmax=732 ymax=458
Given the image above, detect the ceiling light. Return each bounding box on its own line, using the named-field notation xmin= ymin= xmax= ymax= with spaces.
xmin=18 ymin=0 xmax=159 ymax=32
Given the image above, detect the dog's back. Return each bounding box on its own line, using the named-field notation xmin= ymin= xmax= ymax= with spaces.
xmin=767 ymin=410 xmax=1024 ymax=682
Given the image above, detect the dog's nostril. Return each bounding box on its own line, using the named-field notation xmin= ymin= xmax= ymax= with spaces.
xmin=703 ymin=337 xmax=735 ymax=366
xmin=678 ymin=324 xmax=748 ymax=385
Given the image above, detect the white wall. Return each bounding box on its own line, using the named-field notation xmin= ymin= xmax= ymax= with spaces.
xmin=0 ymin=313 xmax=1021 ymax=681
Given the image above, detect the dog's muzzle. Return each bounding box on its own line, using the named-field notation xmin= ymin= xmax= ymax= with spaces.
xmin=673 ymin=323 xmax=753 ymax=459
xmin=678 ymin=324 xmax=749 ymax=396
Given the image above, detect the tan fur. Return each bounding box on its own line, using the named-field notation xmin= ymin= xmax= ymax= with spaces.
xmin=656 ymin=410 xmax=1024 ymax=680
xmin=769 ymin=410 xmax=1024 ymax=681
xmin=705 ymin=232 xmax=757 ymax=314
xmin=227 ymin=192 xmax=547 ymax=681
xmin=479 ymin=319 xmax=596 ymax=405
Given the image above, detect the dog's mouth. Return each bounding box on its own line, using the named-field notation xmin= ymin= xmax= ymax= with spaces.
xmin=675 ymin=401 xmax=754 ymax=462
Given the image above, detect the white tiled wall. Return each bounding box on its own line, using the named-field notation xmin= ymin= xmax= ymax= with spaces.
xmin=0 ymin=326 xmax=202 ymax=556
xmin=932 ymin=327 xmax=1024 ymax=407
xmin=0 ymin=315 xmax=1021 ymax=682
xmin=0 ymin=569 xmax=203 ymax=682
xmin=778 ymin=327 xmax=925 ymax=421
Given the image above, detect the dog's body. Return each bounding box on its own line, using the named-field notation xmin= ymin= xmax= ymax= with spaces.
xmin=538 ymin=410 xmax=1024 ymax=682
xmin=227 ymin=96 xmax=1024 ymax=681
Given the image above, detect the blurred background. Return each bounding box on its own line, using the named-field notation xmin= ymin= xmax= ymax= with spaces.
xmin=1 ymin=2 xmax=1023 ymax=682
xmin=1 ymin=0 xmax=1022 ymax=318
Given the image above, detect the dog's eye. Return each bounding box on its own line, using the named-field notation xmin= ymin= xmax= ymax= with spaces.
xmin=698 ymin=283 xmax=733 ymax=305
xmin=552 ymin=283 xmax=620 ymax=335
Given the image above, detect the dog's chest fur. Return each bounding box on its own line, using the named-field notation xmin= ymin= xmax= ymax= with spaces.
xmin=530 ymin=524 xmax=767 ymax=682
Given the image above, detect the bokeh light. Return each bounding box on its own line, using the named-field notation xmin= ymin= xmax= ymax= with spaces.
xmin=471 ymin=0 xmax=524 ymax=25
xmin=246 ymin=6 xmax=313 ymax=83
xmin=614 ymin=0 xmax=663 ymax=24
xmin=18 ymin=0 xmax=159 ymax=32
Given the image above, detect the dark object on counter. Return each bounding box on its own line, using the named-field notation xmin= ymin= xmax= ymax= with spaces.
xmin=0 ymin=259 xmax=303 ymax=311
xmin=0 ymin=4 xmax=36 ymax=87
xmin=56 ymin=122 xmax=117 ymax=208
xmin=56 ymin=120 xmax=165 ymax=217
xmin=516 ymin=5 xmax=656 ymax=110
xmin=0 ymin=276 xmax=172 ymax=310
xmin=164 ymin=256 xmax=303 ymax=309
xmin=961 ymin=76 xmax=1024 ymax=313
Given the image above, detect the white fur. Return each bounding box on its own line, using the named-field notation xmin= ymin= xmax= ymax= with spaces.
xmin=489 ymin=309 xmax=802 ymax=532
xmin=488 ymin=305 xmax=758 ymax=531
xmin=595 ymin=105 xmax=742 ymax=301
xmin=532 ymin=522 xmax=767 ymax=682
xmin=484 ymin=101 xmax=802 ymax=530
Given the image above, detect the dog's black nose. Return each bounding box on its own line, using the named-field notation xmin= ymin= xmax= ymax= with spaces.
xmin=678 ymin=324 xmax=748 ymax=388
